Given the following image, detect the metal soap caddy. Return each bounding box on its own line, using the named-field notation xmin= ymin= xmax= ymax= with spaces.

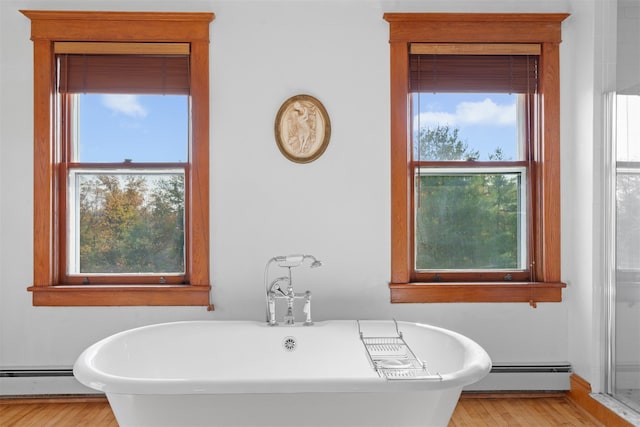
xmin=358 ymin=319 xmax=442 ymax=381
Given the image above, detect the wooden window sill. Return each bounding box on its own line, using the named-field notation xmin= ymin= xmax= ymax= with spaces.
xmin=27 ymin=285 xmax=212 ymax=307
xmin=389 ymin=282 xmax=566 ymax=305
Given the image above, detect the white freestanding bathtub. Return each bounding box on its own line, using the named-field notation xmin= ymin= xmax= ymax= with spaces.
xmin=74 ymin=320 xmax=490 ymax=427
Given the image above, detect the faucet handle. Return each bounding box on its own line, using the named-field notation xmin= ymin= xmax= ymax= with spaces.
xmin=268 ymin=276 xmax=289 ymax=296
xmin=271 ymin=283 xmax=286 ymax=296
xmin=303 ymin=291 xmax=313 ymax=326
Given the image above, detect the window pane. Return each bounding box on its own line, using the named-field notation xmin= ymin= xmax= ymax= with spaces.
xmin=68 ymin=170 xmax=185 ymax=275
xmin=616 ymin=171 xmax=640 ymax=270
xmin=76 ymin=94 xmax=188 ymax=163
xmin=413 ymin=93 xmax=521 ymax=161
xmin=616 ymin=95 xmax=640 ymax=162
xmin=415 ymin=169 xmax=526 ymax=270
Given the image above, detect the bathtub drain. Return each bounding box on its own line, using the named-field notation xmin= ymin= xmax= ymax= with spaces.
xmin=282 ymin=336 xmax=297 ymax=352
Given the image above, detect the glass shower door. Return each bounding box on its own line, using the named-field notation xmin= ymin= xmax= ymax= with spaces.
xmin=613 ymin=94 xmax=640 ymax=412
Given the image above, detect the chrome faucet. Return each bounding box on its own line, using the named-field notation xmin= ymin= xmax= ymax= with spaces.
xmin=264 ymin=254 xmax=322 ymax=326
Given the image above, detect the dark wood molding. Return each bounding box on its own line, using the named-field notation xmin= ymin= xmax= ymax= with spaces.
xmin=28 ymin=285 xmax=212 ymax=307
xmin=390 ymin=282 xmax=565 ymax=304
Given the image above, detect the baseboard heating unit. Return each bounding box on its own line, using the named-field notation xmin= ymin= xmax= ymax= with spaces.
xmin=464 ymin=363 xmax=572 ymax=392
xmin=0 ymin=368 xmax=98 ymax=396
xmin=2 ymin=363 xmax=572 ymax=395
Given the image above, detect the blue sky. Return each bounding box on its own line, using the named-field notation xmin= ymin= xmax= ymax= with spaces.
xmin=414 ymin=93 xmax=518 ymax=160
xmin=78 ymin=94 xmax=188 ymax=163
xmin=78 ymin=92 xmax=517 ymax=163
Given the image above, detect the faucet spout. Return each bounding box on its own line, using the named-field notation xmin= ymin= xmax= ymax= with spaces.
xmin=284 ymin=301 xmax=295 ymax=325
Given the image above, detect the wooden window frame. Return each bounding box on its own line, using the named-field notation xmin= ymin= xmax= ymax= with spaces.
xmin=21 ymin=11 xmax=214 ymax=307
xmin=384 ymin=13 xmax=569 ymax=304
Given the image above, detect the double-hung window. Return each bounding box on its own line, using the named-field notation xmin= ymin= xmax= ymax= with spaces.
xmin=410 ymin=50 xmax=536 ymax=279
xmin=22 ymin=11 xmax=213 ymax=307
xmin=58 ymin=44 xmax=191 ymax=283
xmin=385 ymin=13 xmax=568 ymax=304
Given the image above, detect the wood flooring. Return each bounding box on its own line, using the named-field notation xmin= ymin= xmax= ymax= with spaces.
xmin=0 ymin=394 xmax=605 ymax=426
xmin=450 ymin=394 xmax=604 ymax=426
xmin=0 ymin=397 xmax=117 ymax=426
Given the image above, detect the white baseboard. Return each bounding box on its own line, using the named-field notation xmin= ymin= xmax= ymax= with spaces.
xmin=0 ymin=369 xmax=99 ymax=396
xmin=464 ymin=363 xmax=572 ymax=392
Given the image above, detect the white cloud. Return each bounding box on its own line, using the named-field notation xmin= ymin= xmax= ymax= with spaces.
xmin=101 ymin=94 xmax=147 ymax=118
xmin=417 ymin=98 xmax=515 ymax=128
xmin=420 ymin=111 xmax=456 ymax=127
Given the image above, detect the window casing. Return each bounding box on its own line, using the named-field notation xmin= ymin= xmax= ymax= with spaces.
xmin=22 ymin=11 xmax=214 ymax=307
xmin=384 ymin=13 xmax=568 ymax=304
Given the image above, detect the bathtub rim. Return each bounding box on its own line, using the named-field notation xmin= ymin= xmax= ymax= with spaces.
xmin=73 ymin=319 xmax=491 ymax=395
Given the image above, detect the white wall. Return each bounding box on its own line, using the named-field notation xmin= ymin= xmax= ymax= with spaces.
xmin=2 ymin=0 xmax=602 ymax=392
xmin=562 ymin=0 xmax=599 ymax=390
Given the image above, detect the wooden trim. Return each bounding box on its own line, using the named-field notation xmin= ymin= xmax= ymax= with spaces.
xmin=538 ymin=41 xmax=562 ymax=283
xmin=63 ymin=275 xmax=186 ymax=285
xmin=383 ymin=13 xmax=569 ymax=44
xmin=386 ymin=13 xmax=568 ymax=303
xmin=410 ymin=43 xmax=541 ymax=55
xmin=414 ymin=160 xmax=530 ymax=168
xmin=54 ymin=42 xmax=190 ymax=55
xmin=390 ymin=282 xmax=565 ymax=304
xmin=21 ymin=11 xmax=214 ymax=42
xmin=411 ymin=271 xmax=531 ymax=283
xmin=188 ymin=39 xmax=211 ymax=287
xmin=20 ymin=10 xmax=213 ymax=22
xmin=27 ymin=285 xmax=211 ymax=307
xmin=32 ymin=38 xmax=56 ymax=288
xmin=567 ymin=374 xmax=634 ymax=427
xmin=384 ymin=13 xmax=570 ymax=23
xmin=389 ymin=40 xmax=411 ymax=285
xmin=23 ymin=11 xmax=213 ymax=307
